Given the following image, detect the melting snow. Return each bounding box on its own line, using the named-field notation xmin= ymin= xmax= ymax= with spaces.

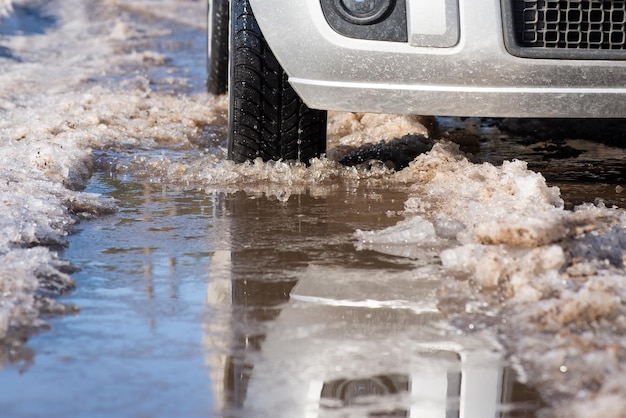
xmin=1 ymin=0 xmax=626 ymax=416
xmin=357 ymin=142 xmax=626 ymax=415
xmin=0 ymin=0 xmax=210 ymax=342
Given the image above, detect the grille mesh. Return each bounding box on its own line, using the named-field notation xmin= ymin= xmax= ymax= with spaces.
xmin=512 ymin=0 xmax=626 ymax=50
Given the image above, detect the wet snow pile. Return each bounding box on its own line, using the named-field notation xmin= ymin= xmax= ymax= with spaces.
xmin=357 ymin=141 xmax=626 ymax=416
xmin=1 ymin=85 xmax=220 ymax=153
xmin=0 ymin=0 xmax=212 ymax=343
xmin=0 ymin=134 xmax=117 ymax=344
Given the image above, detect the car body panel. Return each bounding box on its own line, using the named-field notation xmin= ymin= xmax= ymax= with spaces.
xmin=248 ymin=0 xmax=626 ymax=117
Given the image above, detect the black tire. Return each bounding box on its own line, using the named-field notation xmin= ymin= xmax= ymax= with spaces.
xmin=228 ymin=0 xmax=327 ymax=163
xmin=207 ymin=0 xmax=229 ymax=95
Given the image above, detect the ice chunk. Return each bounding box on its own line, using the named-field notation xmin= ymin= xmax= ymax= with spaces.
xmin=356 ymin=216 xmax=437 ymax=245
xmin=355 ymin=216 xmax=445 ymax=259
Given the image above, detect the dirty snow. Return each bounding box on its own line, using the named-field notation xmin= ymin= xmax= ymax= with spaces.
xmin=358 ymin=142 xmax=626 ymax=416
xmin=1 ymin=0 xmax=626 ymax=416
xmin=0 ymin=0 xmax=213 ymax=344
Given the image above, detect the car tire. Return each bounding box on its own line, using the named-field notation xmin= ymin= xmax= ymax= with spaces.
xmin=228 ymin=0 xmax=327 ymax=163
xmin=207 ymin=0 xmax=229 ymax=95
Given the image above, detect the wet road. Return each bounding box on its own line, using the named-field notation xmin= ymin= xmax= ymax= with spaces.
xmin=0 ymin=166 xmax=543 ymax=417
xmin=2 ymin=1 xmax=626 ymax=417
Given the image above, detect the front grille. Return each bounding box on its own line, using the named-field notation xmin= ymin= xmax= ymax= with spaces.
xmin=504 ymin=0 xmax=626 ymax=58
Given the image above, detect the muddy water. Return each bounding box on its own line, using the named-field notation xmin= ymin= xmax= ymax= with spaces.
xmin=2 ymin=121 xmax=625 ymax=417
xmin=0 ymin=161 xmax=543 ymax=417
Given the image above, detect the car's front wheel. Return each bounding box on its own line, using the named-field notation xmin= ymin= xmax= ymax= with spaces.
xmin=228 ymin=0 xmax=327 ymax=163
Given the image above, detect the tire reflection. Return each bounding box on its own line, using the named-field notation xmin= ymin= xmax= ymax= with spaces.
xmin=203 ymin=189 xmax=543 ymax=418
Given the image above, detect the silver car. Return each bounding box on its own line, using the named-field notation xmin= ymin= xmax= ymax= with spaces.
xmin=208 ymin=0 xmax=626 ymax=162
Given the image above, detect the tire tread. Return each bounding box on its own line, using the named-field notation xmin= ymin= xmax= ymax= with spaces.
xmin=228 ymin=0 xmax=327 ymax=163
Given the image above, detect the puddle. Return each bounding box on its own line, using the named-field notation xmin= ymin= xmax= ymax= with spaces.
xmin=3 ymin=1 xmax=607 ymax=416
xmin=0 ymin=169 xmax=542 ymax=417
xmin=0 ymin=175 xmax=215 ymax=417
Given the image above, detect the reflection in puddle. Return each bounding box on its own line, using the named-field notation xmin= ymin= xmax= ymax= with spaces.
xmin=203 ymin=190 xmax=543 ymax=418
xmin=0 ymin=174 xmax=542 ymax=417
xmin=320 ymin=374 xmax=411 ymax=416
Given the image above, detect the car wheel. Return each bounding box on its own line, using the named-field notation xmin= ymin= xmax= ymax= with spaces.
xmin=228 ymin=0 xmax=327 ymax=163
xmin=207 ymin=0 xmax=229 ymax=95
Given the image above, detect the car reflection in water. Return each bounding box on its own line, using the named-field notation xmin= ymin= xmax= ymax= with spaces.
xmin=203 ymin=190 xmax=541 ymax=418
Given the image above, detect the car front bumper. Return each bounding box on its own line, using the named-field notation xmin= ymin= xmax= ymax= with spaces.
xmin=249 ymin=0 xmax=626 ymax=118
